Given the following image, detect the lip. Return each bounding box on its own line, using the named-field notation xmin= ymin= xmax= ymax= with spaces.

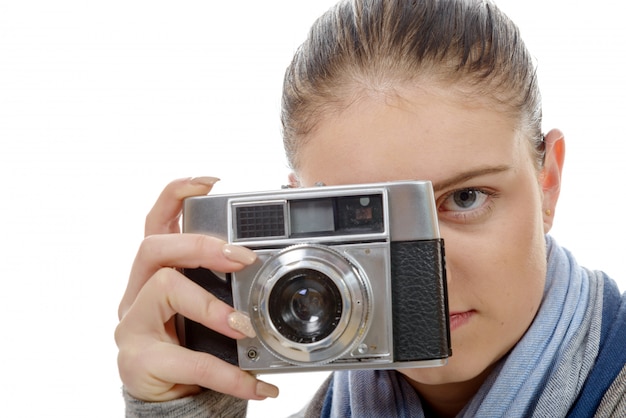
xmin=449 ymin=310 xmax=475 ymax=332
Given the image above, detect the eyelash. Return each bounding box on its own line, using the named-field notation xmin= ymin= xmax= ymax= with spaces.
xmin=437 ymin=187 xmax=498 ymax=223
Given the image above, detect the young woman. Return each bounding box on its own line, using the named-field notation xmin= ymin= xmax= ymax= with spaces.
xmin=115 ymin=0 xmax=626 ymax=416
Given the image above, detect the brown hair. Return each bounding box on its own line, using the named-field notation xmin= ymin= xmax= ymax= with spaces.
xmin=281 ymin=0 xmax=544 ymax=170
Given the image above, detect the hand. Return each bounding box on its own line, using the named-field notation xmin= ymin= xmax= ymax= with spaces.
xmin=115 ymin=177 xmax=279 ymax=402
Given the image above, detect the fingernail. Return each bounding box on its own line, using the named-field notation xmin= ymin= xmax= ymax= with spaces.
xmin=228 ymin=311 xmax=256 ymax=338
xmin=256 ymin=380 xmax=279 ymax=399
xmin=190 ymin=176 xmax=220 ymax=187
xmin=223 ymin=244 xmax=257 ymax=265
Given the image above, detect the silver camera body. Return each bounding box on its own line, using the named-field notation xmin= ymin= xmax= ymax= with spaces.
xmin=179 ymin=180 xmax=451 ymax=373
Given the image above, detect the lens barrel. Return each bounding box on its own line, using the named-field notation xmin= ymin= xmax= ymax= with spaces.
xmin=249 ymin=244 xmax=370 ymax=365
xmin=268 ymin=268 xmax=343 ymax=344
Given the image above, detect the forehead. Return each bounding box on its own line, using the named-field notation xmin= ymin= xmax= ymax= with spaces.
xmin=296 ymin=85 xmax=526 ymax=186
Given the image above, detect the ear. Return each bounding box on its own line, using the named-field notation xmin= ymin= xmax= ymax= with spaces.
xmin=540 ymin=129 xmax=566 ymax=233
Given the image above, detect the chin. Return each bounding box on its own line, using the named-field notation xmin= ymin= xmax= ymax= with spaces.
xmin=396 ymin=355 xmax=494 ymax=387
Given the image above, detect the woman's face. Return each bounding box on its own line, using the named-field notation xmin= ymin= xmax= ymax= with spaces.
xmin=294 ymin=85 xmax=550 ymax=387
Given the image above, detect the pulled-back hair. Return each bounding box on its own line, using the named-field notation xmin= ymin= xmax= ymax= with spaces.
xmin=281 ymin=0 xmax=543 ymax=170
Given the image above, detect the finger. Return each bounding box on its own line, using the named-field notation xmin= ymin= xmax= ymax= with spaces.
xmin=157 ymin=343 xmax=279 ymax=401
xmin=122 ymin=340 xmax=278 ymax=402
xmin=118 ymin=234 xmax=256 ymax=319
xmin=120 ymin=267 xmax=243 ymax=339
xmin=116 ymin=268 xmax=278 ymax=401
xmin=145 ymin=177 xmax=220 ymax=237
xmin=147 ymin=275 xmax=278 ymax=399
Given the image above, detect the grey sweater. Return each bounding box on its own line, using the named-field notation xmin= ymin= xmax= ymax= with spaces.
xmin=123 ymin=364 xmax=626 ymax=417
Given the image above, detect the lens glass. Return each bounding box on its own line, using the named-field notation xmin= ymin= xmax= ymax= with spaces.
xmin=269 ymin=268 xmax=343 ymax=344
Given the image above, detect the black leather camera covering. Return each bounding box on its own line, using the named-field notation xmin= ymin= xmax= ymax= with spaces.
xmin=179 ymin=267 xmax=239 ymax=365
xmin=390 ymin=239 xmax=451 ymax=361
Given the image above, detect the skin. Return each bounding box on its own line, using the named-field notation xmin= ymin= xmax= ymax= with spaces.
xmin=115 ymin=82 xmax=565 ymax=416
xmin=293 ymin=84 xmax=565 ymax=416
xmin=116 ymin=177 xmax=279 ymax=401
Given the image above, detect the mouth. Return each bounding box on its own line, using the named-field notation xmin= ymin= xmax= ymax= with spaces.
xmin=449 ymin=310 xmax=475 ymax=331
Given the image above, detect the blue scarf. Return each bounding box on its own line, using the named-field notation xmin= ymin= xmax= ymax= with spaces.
xmin=323 ymin=236 xmax=608 ymax=417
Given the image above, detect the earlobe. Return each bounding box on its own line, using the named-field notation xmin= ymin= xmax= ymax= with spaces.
xmin=541 ymin=129 xmax=566 ymax=233
xmin=288 ymin=172 xmax=301 ymax=188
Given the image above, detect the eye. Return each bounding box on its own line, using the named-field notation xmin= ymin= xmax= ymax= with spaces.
xmin=438 ymin=188 xmax=496 ymax=223
xmin=442 ymin=189 xmax=488 ymax=211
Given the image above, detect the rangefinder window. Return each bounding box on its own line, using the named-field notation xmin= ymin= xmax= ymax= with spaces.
xmin=235 ymin=203 xmax=287 ymax=239
xmin=289 ymin=198 xmax=335 ymax=235
xmin=336 ymin=194 xmax=384 ymax=233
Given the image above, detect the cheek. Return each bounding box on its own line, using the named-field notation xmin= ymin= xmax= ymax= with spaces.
xmin=441 ymin=199 xmax=546 ymax=318
xmin=438 ymin=222 xmax=546 ymax=380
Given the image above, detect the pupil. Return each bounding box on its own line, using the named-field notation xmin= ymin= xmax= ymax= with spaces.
xmin=454 ymin=190 xmax=476 ymax=208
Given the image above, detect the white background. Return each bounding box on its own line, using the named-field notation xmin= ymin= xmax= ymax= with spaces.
xmin=0 ymin=1 xmax=624 ymax=416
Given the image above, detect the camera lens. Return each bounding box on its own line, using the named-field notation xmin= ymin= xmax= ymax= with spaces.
xmin=269 ymin=268 xmax=342 ymax=344
xmin=249 ymin=243 xmax=372 ymax=365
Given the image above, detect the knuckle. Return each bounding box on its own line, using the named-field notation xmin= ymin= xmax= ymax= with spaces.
xmin=202 ymin=293 xmax=225 ymax=324
xmin=113 ymin=321 xmax=126 ymax=347
xmin=190 ymin=353 xmax=247 ymax=396
xmin=151 ymin=267 xmax=182 ymax=294
xmin=190 ymin=352 xmax=218 ymax=384
xmin=115 ymin=340 xmax=143 ymax=384
xmin=231 ymin=369 xmax=249 ymax=393
xmin=191 ymin=234 xmax=218 ymax=260
xmin=137 ymin=234 xmax=163 ymax=261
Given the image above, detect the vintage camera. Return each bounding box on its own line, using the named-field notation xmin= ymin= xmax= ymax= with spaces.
xmin=178 ymin=180 xmax=451 ymax=373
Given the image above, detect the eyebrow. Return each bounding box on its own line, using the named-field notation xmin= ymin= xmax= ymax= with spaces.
xmin=432 ymin=165 xmax=512 ymax=192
